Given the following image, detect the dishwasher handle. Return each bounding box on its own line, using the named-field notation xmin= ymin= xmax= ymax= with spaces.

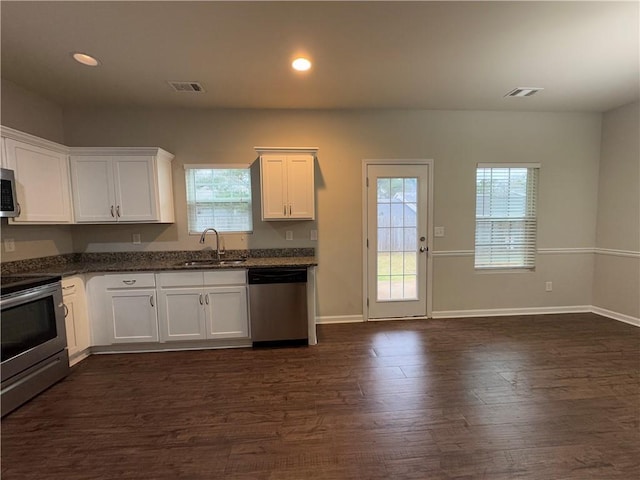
xmin=248 ymin=268 xmax=307 ymax=285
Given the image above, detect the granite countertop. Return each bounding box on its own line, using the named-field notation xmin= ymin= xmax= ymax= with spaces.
xmin=1 ymin=249 xmax=317 ymax=277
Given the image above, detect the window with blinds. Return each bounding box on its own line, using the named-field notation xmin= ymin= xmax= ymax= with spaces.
xmin=475 ymin=164 xmax=539 ymax=269
xmin=185 ymin=166 xmax=253 ymax=234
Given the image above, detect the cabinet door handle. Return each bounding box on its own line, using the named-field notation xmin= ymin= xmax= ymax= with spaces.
xmin=289 ymin=205 xmax=292 ymax=215
xmin=149 ymin=295 xmax=154 ymax=307
xmin=122 ymin=280 xmax=136 ymax=285
xmin=205 ymin=294 xmax=209 ymax=305
xmin=110 ymin=205 xmax=115 ymax=217
xmin=199 ymin=293 xmax=204 ymax=305
xmin=116 ymin=205 xmax=121 ymax=217
xmin=283 ymin=205 xmax=287 ymax=216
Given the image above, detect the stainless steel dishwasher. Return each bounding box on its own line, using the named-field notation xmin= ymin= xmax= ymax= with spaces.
xmin=248 ymin=268 xmax=308 ymax=347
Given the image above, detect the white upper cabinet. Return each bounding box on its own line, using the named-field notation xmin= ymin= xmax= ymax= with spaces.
xmin=1 ymin=127 xmax=73 ymax=224
xmin=1 ymin=137 xmax=6 ymax=168
xmin=70 ymin=147 xmax=175 ymax=223
xmin=256 ymin=147 xmax=316 ymax=221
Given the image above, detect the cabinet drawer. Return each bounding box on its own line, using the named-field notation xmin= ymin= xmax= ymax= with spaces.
xmin=156 ymin=272 xmax=204 ymax=288
xmin=102 ymin=273 xmax=156 ymax=289
xmin=62 ymin=275 xmax=86 ymax=296
xmin=203 ymin=269 xmax=246 ymax=286
xmin=62 ymin=278 xmax=79 ymax=296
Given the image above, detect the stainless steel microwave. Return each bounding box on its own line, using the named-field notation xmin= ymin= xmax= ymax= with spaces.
xmin=0 ymin=168 xmax=19 ymax=218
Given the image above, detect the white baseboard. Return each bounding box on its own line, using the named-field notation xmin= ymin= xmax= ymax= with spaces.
xmin=316 ymin=315 xmax=364 ymax=324
xmin=317 ymin=306 xmax=639 ymax=328
xmin=431 ymin=305 xmax=592 ymax=319
xmin=591 ymin=306 xmax=640 ymax=327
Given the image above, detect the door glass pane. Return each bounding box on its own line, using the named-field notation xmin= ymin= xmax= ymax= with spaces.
xmin=376 ymin=177 xmax=419 ymax=301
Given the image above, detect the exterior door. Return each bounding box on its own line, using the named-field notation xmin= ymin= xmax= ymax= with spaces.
xmin=366 ymin=164 xmax=429 ymax=319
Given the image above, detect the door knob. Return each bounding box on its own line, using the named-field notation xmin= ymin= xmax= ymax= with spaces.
xmin=419 ymin=246 xmax=427 ymax=253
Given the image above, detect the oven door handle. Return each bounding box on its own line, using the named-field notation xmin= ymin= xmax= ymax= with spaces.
xmin=60 ymin=302 xmax=69 ymax=318
xmin=1 ymin=283 xmax=62 ymax=309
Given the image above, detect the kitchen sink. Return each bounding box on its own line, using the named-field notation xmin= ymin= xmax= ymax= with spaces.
xmin=217 ymin=259 xmax=247 ymax=265
xmin=176 ymin=259 xmax=246 ymax=267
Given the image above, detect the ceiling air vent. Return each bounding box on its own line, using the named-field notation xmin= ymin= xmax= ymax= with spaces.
xmin=505 ymin=87 xmax=543 ymax=97
xmin=168 ymin=81 xmax=205 ymax=93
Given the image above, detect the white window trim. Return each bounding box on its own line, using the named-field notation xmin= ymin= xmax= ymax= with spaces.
xmin=185 ymin=164 xmax=253 ymax=234
xmin=183 ymin=163 xmax=251 ymax=170
xmin=474 ymin=163 xmax=540 ymax=271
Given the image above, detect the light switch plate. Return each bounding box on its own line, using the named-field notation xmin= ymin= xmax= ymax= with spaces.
xmin=132 ymin=233 xmax=141 ymax=245
xmin=286 ymin=230 xmax=294 ymax=241
xmin=434 ymin=226 xmax=445 ymax=237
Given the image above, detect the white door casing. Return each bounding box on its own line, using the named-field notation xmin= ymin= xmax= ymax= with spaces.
xmin=363 ymin=161 xmax=433 ymax=320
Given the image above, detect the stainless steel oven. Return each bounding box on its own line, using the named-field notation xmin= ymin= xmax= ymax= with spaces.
xmin=1 ymin=275 xmax=69 ymax=416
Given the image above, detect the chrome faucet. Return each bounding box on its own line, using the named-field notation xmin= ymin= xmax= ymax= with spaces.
xmin=199 ymin=227 xmax=225 ymax=260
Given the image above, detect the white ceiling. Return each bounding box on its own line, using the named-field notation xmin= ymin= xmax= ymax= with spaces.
xmin=1 ymin=1 xmax=638 ymax=112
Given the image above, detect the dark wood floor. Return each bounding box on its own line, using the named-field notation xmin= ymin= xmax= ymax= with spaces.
xmin=2 ymin=313 xmax=638 ymax=479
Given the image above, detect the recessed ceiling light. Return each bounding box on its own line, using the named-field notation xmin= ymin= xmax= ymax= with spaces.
xmin=292 ymin=57 xmax=312 ymax=72
xmin=72 ymin=52 xmax=100 ymax=67
xmin=504 ymin=87 xmax=543 ymax=97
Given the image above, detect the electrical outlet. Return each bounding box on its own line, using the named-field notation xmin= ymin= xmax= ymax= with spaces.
xmin=132 ymin=233 xmax=141 ymax=245
xmin=434 ymin=226 xmax=445 ymax=237
xmin=545 ymin=281 xmax=553 ymax=292
xmin=310 ymin=229 xmax=318 ymax=241
xmin=285 ymin=230 xmax=293 ymax=241
xmin=3 ymin=238 xmax=15 ymax=252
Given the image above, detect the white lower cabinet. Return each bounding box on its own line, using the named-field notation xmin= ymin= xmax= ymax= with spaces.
xmin=158 ymin=287 xmax=207 ymax=341
xmin=156 ymin=270 xmax=249 ymax=343
xmin=204 ymin=286 xmax=249 ymax=340
xmin=88 ymin=273 xmax=159 ymax=345
xmin=62 ymin=275 xmax=90 ymax=365
xmin=106 ymin=289 xmax=158 ymax=343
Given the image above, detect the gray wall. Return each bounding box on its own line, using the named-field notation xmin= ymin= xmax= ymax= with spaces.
xmin=0 ymin=79 xmax=74 ymax=262
xmin=62 ymin=107 xmax=602 ymax=317
xmin=593 ymin=102 xmax=640 ymax=319
xmin=1 ymin=79 xmax=64 ymax=143
xmin=4 ymin=81 xmax=636 ymax=321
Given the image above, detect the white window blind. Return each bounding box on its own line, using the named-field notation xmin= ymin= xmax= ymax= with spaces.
xmin=475 ymin=164 xmax=539 ymax=269
xmin=185 ymin=165 xmax=253 ymax=234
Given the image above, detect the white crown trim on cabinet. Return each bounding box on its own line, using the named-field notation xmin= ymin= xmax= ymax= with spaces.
xmin=0 ymin=126 xmax=69 ymax=154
